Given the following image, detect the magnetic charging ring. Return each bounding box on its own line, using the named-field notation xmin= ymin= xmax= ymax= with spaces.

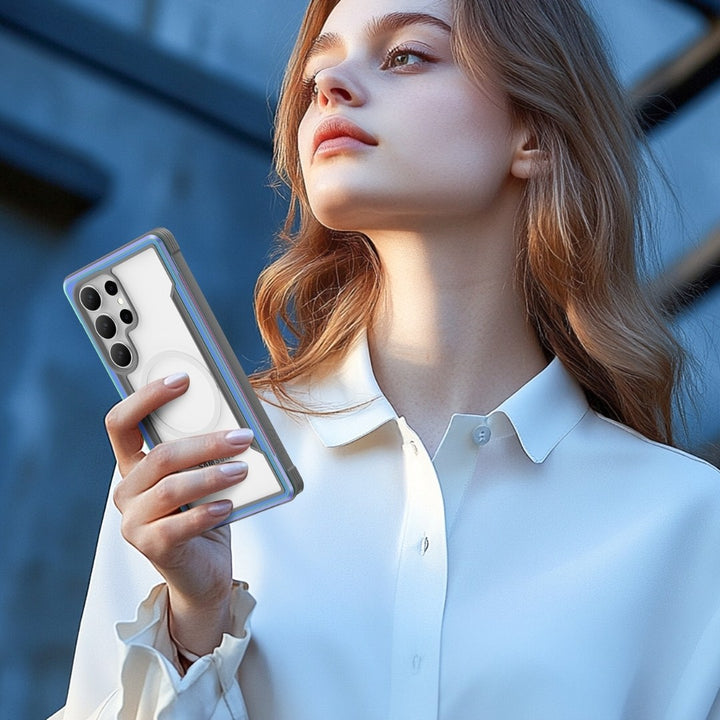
xmin=143 ymin=351 xmax=222 ymax=437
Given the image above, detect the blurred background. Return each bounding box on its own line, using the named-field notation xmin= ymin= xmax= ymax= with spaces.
xmin=0 ymin=1 xmax=718 ymax=718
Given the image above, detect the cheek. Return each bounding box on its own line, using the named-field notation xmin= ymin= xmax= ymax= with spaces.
xmin=297 ymin=113 xmax=314 ymax=177
xmin=397 ymin=81 xmax=511 ymax=162
xmin=432 ymin=95 xmax=514 ymax=175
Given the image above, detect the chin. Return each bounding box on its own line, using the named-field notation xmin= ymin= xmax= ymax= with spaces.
xmin=315 ymin=215 xmax=365 ymax=234
xmin=308 ymin=198 xmax=372 ymax=234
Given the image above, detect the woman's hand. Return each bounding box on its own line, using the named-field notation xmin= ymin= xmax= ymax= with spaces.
xmin=106 ymin=372 xmax=252 ymax=657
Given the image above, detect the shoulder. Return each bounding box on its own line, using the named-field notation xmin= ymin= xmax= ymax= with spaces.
xmin=577 ymin=408 xmax=720 ymax=490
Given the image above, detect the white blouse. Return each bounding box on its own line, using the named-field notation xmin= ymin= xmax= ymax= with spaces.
xmin=54 ymin=335 xmax=720 ymax=719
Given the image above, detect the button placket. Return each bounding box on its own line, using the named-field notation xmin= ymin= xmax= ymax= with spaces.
xmin=390 ymin=419 xmax=447 ymax=720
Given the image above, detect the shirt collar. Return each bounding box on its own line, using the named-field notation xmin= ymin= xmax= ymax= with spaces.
xmin=301 ymin=332 xmax=589 ymax=463
xmin=299 ymin=333 xmax=397 ymax=447
xmin=493 ymin=357 xmax=589 ymax=463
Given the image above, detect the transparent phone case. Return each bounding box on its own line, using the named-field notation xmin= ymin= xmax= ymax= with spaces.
xmin=64 ymin=228 xmax=303 ymax=524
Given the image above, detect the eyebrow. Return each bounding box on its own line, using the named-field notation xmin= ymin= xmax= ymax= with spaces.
xmin=304 ymin=11 xmax=452 ymax=66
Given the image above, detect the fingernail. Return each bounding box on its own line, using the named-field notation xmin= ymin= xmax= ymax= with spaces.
xmin=219 ymin=461 xmax=247 ymax=477
xmin=164 ymin=372 xmax=189 ymax=388
xmin=225 ymin=428 xmax=253 ymax=445
xmin=207 ymin=500 xmax=233 ymax=517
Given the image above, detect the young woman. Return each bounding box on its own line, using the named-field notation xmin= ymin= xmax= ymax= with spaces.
xmin=54 ymin=0 xmax=720 ymax=718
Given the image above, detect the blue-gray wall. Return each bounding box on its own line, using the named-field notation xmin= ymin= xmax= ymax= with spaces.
xmin=0 ymin=2 xmax=718 ymax=719
xmin=0 ymin=3 xmax=304 ymax=718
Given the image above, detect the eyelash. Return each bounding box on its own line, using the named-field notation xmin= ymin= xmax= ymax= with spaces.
xmin=301 ymin=75 xmax=319 ymax=102
xmin=301 ymin=43 xmax=435 ymax=102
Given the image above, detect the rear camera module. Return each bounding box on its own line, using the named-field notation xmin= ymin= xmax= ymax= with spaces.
xmin=95 ymin=314 xmax=117 ymax=339
xmin=110 ymin=343 xmax=132 ymax=368
xmin=80 ymin=286 xmax=101 ymax=311
xmin=105 ymin=280 xmax=118 ymax=296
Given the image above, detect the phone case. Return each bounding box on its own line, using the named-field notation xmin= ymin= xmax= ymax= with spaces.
xmin=63 ymin=227 xmax=303 ymax=525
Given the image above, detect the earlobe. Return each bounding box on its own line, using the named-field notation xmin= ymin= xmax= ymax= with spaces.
xmin=511 ymin=133 xmax=546 ymax=179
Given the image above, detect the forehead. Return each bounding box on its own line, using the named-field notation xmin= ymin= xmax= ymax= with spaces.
xmin=321 ymin=0 xmax=451 ymax=32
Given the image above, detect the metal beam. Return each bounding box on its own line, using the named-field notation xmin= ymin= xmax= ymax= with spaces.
xmin=0 ymin=114 xmax=108 ymax=203
xmin=671 ymin=0 xmax=720 ymax=20
xmin=655 ymin=227 xmax=720 ymax=314
xmin=0 ymin=113 xmax=110 ymax=226
xmin=632 ymin=19 xmax=720 ymax=131
xmin=0 ymin=0 xmax=274 ymax=153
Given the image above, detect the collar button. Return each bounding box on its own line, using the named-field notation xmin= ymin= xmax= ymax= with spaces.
xmin=472 ymin=424 xmax=491 ymax=446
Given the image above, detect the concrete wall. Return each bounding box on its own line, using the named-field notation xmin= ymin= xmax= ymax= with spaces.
xmin=0 ymin=1 xmax=718 ymax=718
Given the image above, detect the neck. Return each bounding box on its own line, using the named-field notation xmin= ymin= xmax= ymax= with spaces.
xmin=366 ymin=220 xmax=547 ymax=455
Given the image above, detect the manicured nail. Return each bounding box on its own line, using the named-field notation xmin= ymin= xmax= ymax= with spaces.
xmin=207 ymin=500 xmax=233 ymax=517
xmin=164 ymin=372 xmax=189 ymax=388
xmin=219 ymin=461 xmax=247 ymax=477
xmin=225 ymin=428 xmax=254 ymax=445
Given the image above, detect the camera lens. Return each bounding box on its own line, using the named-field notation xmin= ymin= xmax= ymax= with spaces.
xmin=119 ymin=309 xmax=133 ymax=324
xmin=95 ymin=314 xmax=117 ymax=339
xmin=80 ymin=286 xmax=101 ymax=311
xmin=110 ymin=343 xmax=132 ymax=367
xmin=105 ymin=280 xmax=118 ymax=296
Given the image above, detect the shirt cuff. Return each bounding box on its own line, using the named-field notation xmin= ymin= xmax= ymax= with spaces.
xmin=115 ymin=583 xmax=255 ymax=720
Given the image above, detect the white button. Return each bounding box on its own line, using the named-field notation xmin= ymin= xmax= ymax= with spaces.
xmin=472 ymin=424 xmax=491 ymax=446
xmin=420 ymin=536 xmax=430 ymax=555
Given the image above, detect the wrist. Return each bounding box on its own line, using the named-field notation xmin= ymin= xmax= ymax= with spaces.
xmin=167 ymin=582 xmax=234 ymax=659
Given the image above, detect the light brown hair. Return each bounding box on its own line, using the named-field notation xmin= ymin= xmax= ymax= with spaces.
xmin=253 ymin=0 xmax=684 ymax=444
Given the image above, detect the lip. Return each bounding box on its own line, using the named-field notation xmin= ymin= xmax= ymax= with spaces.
xmin=312 ymin=116 xmax=378 ymax=157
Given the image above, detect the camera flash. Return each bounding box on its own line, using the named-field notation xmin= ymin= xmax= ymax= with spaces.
xmin=117 ymin=297 xmax=125 ymax=305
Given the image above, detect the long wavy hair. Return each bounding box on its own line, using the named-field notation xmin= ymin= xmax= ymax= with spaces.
xmin=253 ymin=0 xmax=684 ymax=444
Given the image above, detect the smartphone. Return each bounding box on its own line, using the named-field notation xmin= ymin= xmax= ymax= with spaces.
xmin=63 ymin=227 xmax=303 ymax=525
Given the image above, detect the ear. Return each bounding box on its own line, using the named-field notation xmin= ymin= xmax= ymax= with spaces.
xmin=511 ymin=131 xmax=545 ymax=180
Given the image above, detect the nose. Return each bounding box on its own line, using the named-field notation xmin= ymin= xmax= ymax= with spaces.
xmin=313 ymin=65 xmax=365 ymax=108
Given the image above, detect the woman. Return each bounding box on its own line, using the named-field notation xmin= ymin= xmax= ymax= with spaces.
xmin=55 ymin=0 xmax=720 ymax=718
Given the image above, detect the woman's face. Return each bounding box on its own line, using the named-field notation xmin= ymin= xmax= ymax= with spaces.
xmin=297 ymin=0 xmax=525 ymax=235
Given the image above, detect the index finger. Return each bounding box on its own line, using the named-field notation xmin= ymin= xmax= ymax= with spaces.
xmin=105 ymin=372 xmax=190 ymax=475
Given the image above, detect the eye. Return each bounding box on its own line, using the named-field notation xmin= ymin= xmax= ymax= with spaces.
xmin=301 ymin=74 xmax=319 ymax=103
xmin=388 ymin=51 xmax=422 ymax=68
xmin=381 ymin=44 xmax=433 ymax=71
